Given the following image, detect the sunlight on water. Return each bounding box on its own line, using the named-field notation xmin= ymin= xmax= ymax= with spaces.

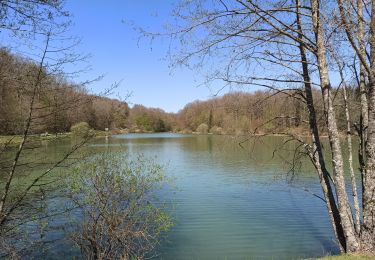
xmin=111 ymin=133 xmax=339 ymax=259
xmin=6 ymin=133 xmax=341 ymax=259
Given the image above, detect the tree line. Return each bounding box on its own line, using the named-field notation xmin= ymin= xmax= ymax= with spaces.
xmin=0 ymin=48 xmax=129 ymax=135
xmin=0 ymin=48 xmax=173 ymax=135
xmin=0 ymin=46 xmax=364 ymax=137
xmin=126 ymin=88 xmax=360 ymax=136
xmin=174 ymin=88 xmax=360 ymax=135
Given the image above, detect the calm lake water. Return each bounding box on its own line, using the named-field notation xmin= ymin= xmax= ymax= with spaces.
xmin=4 ymin=133 xmax=346 ymax=259
xmin=109 ymin=133 xmax=339 ymax=259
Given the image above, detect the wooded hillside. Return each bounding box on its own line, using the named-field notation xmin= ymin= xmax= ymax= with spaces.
xmin=0 ymin=48 xmax=361 ymax=136
xmin=0 ymin=48 xmax=130 ymax=135
xmin=174 ymin=89 xmax=360 ymax=135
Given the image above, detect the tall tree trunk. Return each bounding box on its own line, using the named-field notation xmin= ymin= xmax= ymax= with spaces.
xmin=342 ymin=81 xmax=361 ymax=235
xmin=363 ymin=82 xmax=375 ymax=250
xmin=363 ymin=80 xmax=375 ymax=250
xmin=357 ymin=0 xmax=369 ymax=212
xmin=310 ymin=0 xmax=359 ymax=252
xmin=361 ymin=0 xmax=375 ymax=250
xmin=296 ymin=0 xmax=346 ymax=251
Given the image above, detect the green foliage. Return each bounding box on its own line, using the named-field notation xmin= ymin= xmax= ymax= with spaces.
xmin=134 ymin=113 xmax=171 ymax=133
xmin=70 ymin=122 xmax=91 ymax=137
xmin=135 ymin=115 xmax=153 ymax=131
xmin=154 ymin=118 xmax=167 ymax=132
xmin=67 ymin=152 xmax=173 ymax=259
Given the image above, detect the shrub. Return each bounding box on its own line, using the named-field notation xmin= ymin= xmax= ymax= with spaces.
xmin=209 ymin=126 xmax=223 ymax=135
xmin=196 ymin=123 xmax=209 ymax=134
xmin=67 ymin=152 xmax=172 ymax=259
xmin=70 ymin=122 xmax=91 ymax=137
xmin=181 ymin=128 xmax=192 ymax=134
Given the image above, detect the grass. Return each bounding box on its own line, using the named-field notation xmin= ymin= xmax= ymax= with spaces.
xmin=0 ymin=135 xmax=24 ymax=145
xmin=0 ymin=130 xmax=114 ymax=147
xmin=0 ymin=133 xmax=71 ymax=146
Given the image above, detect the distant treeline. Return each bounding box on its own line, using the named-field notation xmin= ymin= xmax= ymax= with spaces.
xmin=130 ymin=87 xmax=361 ymax=135
xmin=0 ymin=48 xmax=361 ymax=135
xmin=0 ymin=48 xmax=130 ymax=135
xmin=171 ymin=88 xmax=360 ymax=135
xmin=0 ymin=49 xmax=174 ymax=135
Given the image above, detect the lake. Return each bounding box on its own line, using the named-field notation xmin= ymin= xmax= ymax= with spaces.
xmin=107 ymin=133 xmax=339 ymax=259
xmin=3 ymin=133 xmax=345 ymax=259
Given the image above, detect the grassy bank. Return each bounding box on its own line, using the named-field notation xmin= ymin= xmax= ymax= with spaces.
xmin=0 ymin=135 xmax=24 ymax=145
xmin=0 ymin=134 xmax=71 ymax=146
xmin=0 ymin=130 xmax=117 ymax=146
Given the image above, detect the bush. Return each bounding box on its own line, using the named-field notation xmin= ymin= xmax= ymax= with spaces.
xmin=67 ymin=152 xmax=172 ymax=259
xmin=180 ymin=128 xmax=192 ymax=134
xmin=196 ymin=123 xmax=209 ymax=134
xmin=209 ymin=126 xmax=223 ymax=135
xmin=70 ymin=122 xmax=91 ymax=137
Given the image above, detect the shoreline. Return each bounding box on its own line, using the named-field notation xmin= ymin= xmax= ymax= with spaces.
xmin=0 ymin=130 xmax=341 ymax=146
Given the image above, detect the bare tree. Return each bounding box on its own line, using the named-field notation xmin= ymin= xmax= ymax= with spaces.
xmin=0 ymin=1 xmax=101 ymax=257
xmin=139 ymin=0 xmax=375 ymax=254
xmin=336 ymin=0 xmax=375 ymax=251
xmin=0 ymin=0 xmax=69 ymax=37
xmin=0 ymin=31 xmax=94 ymax=257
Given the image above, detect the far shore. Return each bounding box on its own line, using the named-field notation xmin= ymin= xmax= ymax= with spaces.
xmin=0 ymin=130 xmax=342 ymax=147
xmin=316 ymin=253 xmax=375 ymax=259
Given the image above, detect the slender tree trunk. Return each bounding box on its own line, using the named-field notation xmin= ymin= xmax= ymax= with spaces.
xmin=295 ymin=0 xmax=346 ymax=251
xmin=361 ymin=0 xmax=375 ymax=249
xmin=342 ymin=81 xmax=361 ymax=235
xmin=357 ymin=0 xmax=369 ymax=141
xmin=363 ymin=78 xmax=375 ymax=250
xmin=0 ymin=36 xmax=50 ymax=224
xmin=310 ymin=0 xmax=359 ymax=252
xmin=357 ymin=0 xmax=369 ymax=213
xmin=363 ymin=80 xmax=375 ymax=250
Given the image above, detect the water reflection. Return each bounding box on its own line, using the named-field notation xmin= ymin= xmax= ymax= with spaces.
xmin=2 ymin=133 xmax=346 ymax=259
xmin=112 ymin=133 xmax=340 ymax=259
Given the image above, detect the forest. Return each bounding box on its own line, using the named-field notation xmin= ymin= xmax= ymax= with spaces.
xmin=174 ymin=89 xmax=360 ymax=135
xmin=0 ymin=48 xmax=129 ymax=135
xmin=0 ymin=48 xmax=361 ymax=136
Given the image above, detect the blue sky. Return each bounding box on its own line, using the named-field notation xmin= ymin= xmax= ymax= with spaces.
xmin=0 ymin=1 xmax=345 ymax=113
xmin=63 ymin=0 xmax=220 ymax=113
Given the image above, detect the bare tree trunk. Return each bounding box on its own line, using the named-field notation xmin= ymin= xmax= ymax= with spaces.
xmin=361 ymin=0 xmax=375 ymax=250
xmin=363 ymin=81 xmax=375 ymax=250
xmin=295 ymin=0 xmax=347 ymax=251
xmin=0 ymin=35 xmax=50 ymax=223
xmin=363 ymin=82 xmax=375 ymax=250
xmin=342 ymin=81 xmax=361 ymax=235
xmin=333 ymin=55 xmax=361 ymax=236
xmin=357 ymin=0 xmax=369 ymax=213
xmin=310 ymin=0 xmax=359 ymax=252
